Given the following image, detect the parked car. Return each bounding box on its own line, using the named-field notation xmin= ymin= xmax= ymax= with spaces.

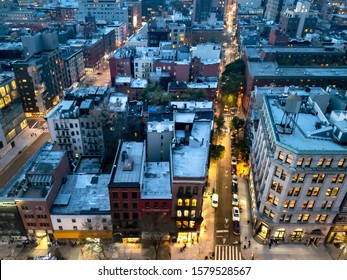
xmin=231 ymin=157 xmax=237 ymax=165
xmin=231 ymin=165 xmax=237 ymax=175
xmin=231 ymin=149 xmax=236 ymax=155
xmin=232 ymin=182 xmax=238 ymax=193
xmin=232 ymin=175 xmax=238 ymax=184
xmin=232 ymin=207 xmax=240 ymax=221
xmin=233 ymin=221 xmax=240 ymax=235
xmin=211 ymin=193 xmax=219 ymax=208
xmin=232 ymin=193 xmax=239 ymax=206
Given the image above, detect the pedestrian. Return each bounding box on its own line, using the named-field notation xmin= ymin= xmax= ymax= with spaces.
xmin=243 ymin=244 xmax=247 ymax=249
xmin=247 ymin=220 xmax=250 ymax=224
xmin=269 ymin=242 xmax=272 ymax=249
xmin=244 ymin=236 xmax=247 ymax=240
xmin=248 ymin=240 xmax=251 ymax=248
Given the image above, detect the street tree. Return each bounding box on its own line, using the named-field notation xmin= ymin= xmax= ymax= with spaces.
xmin=230 ymin=116 xmax=245 ymax=131
xmin=140 ymin=214 xmax=178 ymax=260
xmin=210 ymin=144 xmax=225 ymax=160
xmin=215 ymin=114 xmax=225 ymax=135
xmin=79 ymin=216 xmax=115 ymax=260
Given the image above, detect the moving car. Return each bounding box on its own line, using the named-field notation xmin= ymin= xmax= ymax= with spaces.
xmin=233 ymin=221 xmax=240 ymax=235
xmin=211 ymin=193 xmax=219 ymax=208
xmin=232 ymin=193 xmax=239 ymax=206
xmin=232 ymin=207 xmax=240 ymax=221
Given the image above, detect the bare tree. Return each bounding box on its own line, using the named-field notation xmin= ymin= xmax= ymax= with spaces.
xmin=79 ymin=216 xmax=115 ymax=260
xmin=140 ymin=214 xmax=178 ymax=260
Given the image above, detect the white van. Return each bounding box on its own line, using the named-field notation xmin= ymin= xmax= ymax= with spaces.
xmin=212 ymin=193 xmax=219 ymax=208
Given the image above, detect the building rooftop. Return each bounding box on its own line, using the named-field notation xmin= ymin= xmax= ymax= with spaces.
xmin=51 ymin=173 xmax=111 ymax=215
xmin=264 ymin=95 xmax=347 ymax=154
xmin=44 ymin=100 xmax=76 ymax=119
xmin=148 ymin=120 xmax=174 ymax=133
xmin=172 ymin=121 xmax=211 ymax=178
xmin=115 ymin=76 xmax=131 ymax=84
xmin=75 ymin=157 xmax=102 ymax=173
xmin=171 ymin=101 xmax=213 ymax=110
xmin=248 ymin=61 xmax=347 ymax=77
xmin=187 ymin=82 xmax=218 ymax=89
xmin=112 ymin=142 xmax=145 ymax=185
xmin=142 ymin=162 xmax=172 ymax=199
xmin=108 ymin=93 xmax=128 ymax=112
xmin=131 ymin=78 xmax=148 ymax=88
xmin=175 ymin=112 xmax=195 ymax=123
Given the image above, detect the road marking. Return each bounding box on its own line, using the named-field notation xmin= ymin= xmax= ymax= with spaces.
xmin=215 ymin=245 xmax=242 ymax=260
xmin=216 ymin=230 xmax=229 ymax=233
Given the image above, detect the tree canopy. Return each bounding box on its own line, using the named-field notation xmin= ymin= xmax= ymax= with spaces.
xmin=210 ymin=144 xmax=225 ymax=160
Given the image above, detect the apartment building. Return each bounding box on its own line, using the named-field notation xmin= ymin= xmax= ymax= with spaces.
xmin=249 ymin=86 xmax=347 ymax=245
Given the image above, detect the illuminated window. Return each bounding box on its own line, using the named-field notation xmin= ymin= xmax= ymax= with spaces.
xmin=289 ymin=200 xmax=296 ymax=208
xmin=283 ymin=200 xmax=289 ymax=208
xmin=298 ymin=174 xmax=306 ymax=183
xmin=325 ymin=158 xmax=333 ymax=167
xmin=11 ymin=80 xmax=17 ymax=89
xmin=307 ymin=201 xmax=315 ymax=209
xmin=285 ymin=154 xmax=293 ymax=164
xmin=291 ymin=229 xmax=303 ymax=238
xmin=292 ymin=174 xmax=299 ymax=183
xmin=176 ymin=221 xmax=182 ymax=228
xmin=267 ymin=193 xmax=274 ymax=203
xmin=297 ymin=214 xmax=303 ymax=221
xmin=302 ymin=200 xmax=308 ymax=209
xmin=315 ymin=214 xmax=321 ymax=222
xmin=312 ymin=187 xmax=320 ymax=196
xmin=184 ymin=199 xmax=190 ymax=206
xmin=189 ymin=221 xmax=195 ymax=228
xmin=338 ymin=174 xmax=345 ymax=183
xmin=305 ymin=158 xmax=312 ymax=167
xmin=338 ymin=158 xmax=345 ymax=167
xmin=294 ymin=187 xmax=301 ymax=196
xmin=318 ymin=174 xmax=326 ymax=183
xmin=331 ymin=188 xmax=339 ymax=197
xmin=177 ymin=210 xmax=182 ymax=217
xmin=0 ymin=87 xmax=6 ymax=97
xmin=278 ymin=151 xmax=285 ymax=160
xmin=183 ymin=210 xmax=189 ymax=217
xmin=0 ymin=98 xmax=4 ymax=109
xmin=177 ymin=199 xmax=183 ymax=206
xmin=297 ymin=157 xmax=304 ymax=166
xmin=303 ymin=214 xmax=310 ymax=221
xmin=4 ymin=94 xmax=11 ymax=105
xmin=317 ymin=158 xmax=325 ymax=167
xmin=331 ymin=174 xmax=338 ymax=183
xmin=312 ymin=174 xmax=319 ymax=183
xmin=191 ymin=199 xmax=197 ymax=207
xmin=273 ymin=196 xmax=279 ymax=206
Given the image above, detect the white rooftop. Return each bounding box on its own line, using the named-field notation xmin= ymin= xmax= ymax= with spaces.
xmin=175 ymin=112 xmax=195 ymax=123
xmin=173 ymin=121 xmax=211 ymax=178
xmin=148 ymin=121 xmax=174 ymax=133
xmin=142 ymin=162 xmax=172 ymax=199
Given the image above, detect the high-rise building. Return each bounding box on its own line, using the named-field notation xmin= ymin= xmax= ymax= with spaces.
xmin=264 ymin=0 xmax=295 ymax=23
xmin=0 ymin=75 xmax=27 ymax=157
xmin=141 ymin=0 xmax=164 ymax=21
xmin=192 ymin=0 xmax=212 ymax=23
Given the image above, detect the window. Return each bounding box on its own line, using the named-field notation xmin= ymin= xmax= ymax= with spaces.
xmin=325 ymin=158 xmax=333 ymax=167
xmin=185 ymin=186 xmax=191 ymax=195
xmin=163 ymin=202 xmax=168 ymax=209
xmin=287 ymin=188 xmax=294 ymax=196
xmin=87 ymin=219 xmax=91 ymax=223
xmin=297 ymin=214 xmax=303 ymax=221
xmin=271 ymin=180 xmax=278 ymax=190
xmin=326 ymin=201 xmax=334 ymax=209
xmin=72 ymin=219 xmax=76 ymax=223
xmin=291 ymin=229 xmax=303 ymax=239
xmin=133 ymin=213 xmax=139 ymax=219
xmin=123 ymin=203 xmax=128 ymax=209
xmin=298 ymin=174 xmax=306 ymax=183
xmin=123 ymin=213 xmax=129 ymax=219
xmin=274 ymin=167 xmax=281 ymax=178
xmin=184 ymin=210 xmax=189 ymax=217
xmin=132 ymin=192 xmax=138 ymax=199
xmin=154 ymin=202 xmax=158 ymax=209
xmin=307 ymin=200 xmax=315 ymax=209
xmin=192 ymin=199 xmax=197 ymax=207
xmin=293 ymin=187 xmax=301 ymax=196
xmin=302 ymin=200 xmax=308 ymax=209
xmin=276 ymin=183 xmax=283 ymax=194
xmin=318 ymin=174 xmax=326 ymax=183
xmin=280 ymin=170 xmax=287 ymax=181
xmin=59 ymin=226 xmax=63 ymax=230
xmin=263 ymin=206 xmax=269 ymax=215
xmin=338 ymin=158 xmax=345 ymax=167
xmin=177 ymin=210 xmax=182 ymax=217
xmin=285 ymin=154 xmax=293 ymax=164
xmin=273 ymin=196 xmax=279 ymax=206
xmin=312 ymin=174 xmax=319 ymax=183
xmin=292 ymin=174 xmax=300 ymax=183
xmin=113 ymin=203 xmax=119 ymax=209
xmin=303 ymin=214 xmax=310 ymax=221
xmin=297 ymin=157 xmax=304 ymax=167
xmin=326 ymin=188 xmax=332 ymax=196
xmin=278 ymin=151 xmax=285 ymax=161
xmin=338 ymin=174 xmax=345 ymax=183
xmin=145 ymin=202 xmax=150 ymax=208
xmin=177 ymin=199 xmax=183 ymax=206
xmin=21 ymin=205 xmax=30 ymax=210
xmin=132 ymin=203 xmax=138 ymax=209
xmin=289 ymin=200 xmax=296 ymax=209
xmin=178 ymin=187 xmax=184 ymax=194
xmin=184 ymin=199 xmax=190 ymax=206
xmin=193 ymin=186 xmax=199 ymax=195
xmin=305 ymin=158 xmax=312 ymax=167
xmin=267 ymin=193 xmax=274 ymax=203
xmin=57 ymin=219 xmax=61 ymax=223
xmin=285 ymin=214 xmax=292 ymax=222
xmin=316 ymin=214 xmax=328 ymax=222
xmin=122 ymin=192 xmax=128 ymax=199
xmin=269 ymin=211 xmax=275 ymax=219
xmin=73 ymin=226 xmax=78 ymax=230
xmin=331 ymin=188 xmax=339 ymax=197
xmin=331 ymin=174 xmax=338 ymax=183
xmin=317 ymin=158 xmax=325 ymax=167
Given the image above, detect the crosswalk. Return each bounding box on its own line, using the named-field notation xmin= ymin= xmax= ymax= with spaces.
xmin=215 ymin=245 xmax=242 ymax=260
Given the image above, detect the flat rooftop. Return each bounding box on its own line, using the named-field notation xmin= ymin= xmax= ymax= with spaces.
xmin=112 ymin=142 xmax=145 ymax=184
xmin=173 ymin=121 xmax=211 ymax=178
xmin=142 ymin=162 xmax=171 ymax=199
xmin=171 ymin=101 xmax=213 ymax=109
xmin=176 ymin=112 xmax=195 ymax=123
xmin=148 ymin=120 xmax=174 ymax=133
xmin=248 ymin=61 xmax=347 ymax=77
xmin=75 ymin=157 xmax=102 ymax=173
xmin=265 ymin=96 xmax=347 ymax=154
xmin=51 ymin=174 xmax=111 ymax=215
xmin=109 ymin=93 xmax=128 ymax=112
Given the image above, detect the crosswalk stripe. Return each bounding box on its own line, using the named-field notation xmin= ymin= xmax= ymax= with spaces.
xmin=215 ymin=245 xmax=242 ymax=260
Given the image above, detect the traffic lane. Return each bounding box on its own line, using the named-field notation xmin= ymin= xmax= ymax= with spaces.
xmin=0 ymin=133 xmax=51 ymax=190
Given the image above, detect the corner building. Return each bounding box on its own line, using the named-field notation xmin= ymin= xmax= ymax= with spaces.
xmin=249 ymin=88 xmax=347 ymax=245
